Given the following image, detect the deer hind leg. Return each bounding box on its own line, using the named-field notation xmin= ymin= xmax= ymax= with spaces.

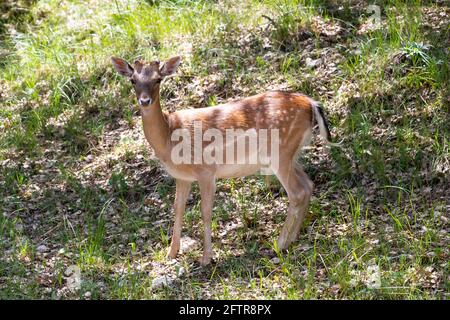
xmin=274 ymin=162 xmax=313 ymax=250
xmin=167 ymin=179 xmax=192 ymax=259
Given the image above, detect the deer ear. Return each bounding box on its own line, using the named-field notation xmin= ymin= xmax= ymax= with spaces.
xmin=160 ymin=56 xmax=181 ymax=77
xmin=111 ymin=57 xmax=134 ymax=77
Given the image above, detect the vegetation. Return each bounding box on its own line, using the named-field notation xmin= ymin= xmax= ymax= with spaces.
xmin=0 ymin=0 xmax=448 ymax=299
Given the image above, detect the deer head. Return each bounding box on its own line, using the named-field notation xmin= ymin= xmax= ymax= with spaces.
xmin=111 ymin=56 xmax=181 ymax=107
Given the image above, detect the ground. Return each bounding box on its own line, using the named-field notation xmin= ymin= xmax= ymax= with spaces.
xmin=0 ymin=0 xmax=449 ymax=299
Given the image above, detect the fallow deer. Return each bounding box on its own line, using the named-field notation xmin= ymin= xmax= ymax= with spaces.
xmin=111 ymin=56 xmax=333 ymax=266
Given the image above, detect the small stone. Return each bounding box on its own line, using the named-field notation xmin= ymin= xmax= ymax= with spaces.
xmin=305 ymin=57 xmax=322 ymax=68
xmin=180 ymin=236 xmax=199 ymax=253
xmin=177 ymin=266 xmax=185 ymax=277
xmin=84 ymin=291 xmax=91 ymax=299
xmin=271 ymin=257 xmax=280 ymax=264
xmin=36 ymin=245 xmax=48 ymax=253
xmin=151 ymin=275 xmax=174 ymax=290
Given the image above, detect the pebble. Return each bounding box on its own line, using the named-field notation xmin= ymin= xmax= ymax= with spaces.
xmin=271 ymin=257 xmax=280 ymax=264
xmin=151 ymin=275 xmax=175 ymax=290
xmin=305 ymin=57 xmax=322 ymax=68
xmin=177 ymin=266 xmax=185 ymax=277
xmin=36 ymin=245 xmax=48 ymax=253
xmin=180 ymin=236 xmax=199 ymax=253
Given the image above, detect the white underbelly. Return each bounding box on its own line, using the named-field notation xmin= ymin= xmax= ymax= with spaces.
xmin=215 ymin=164 xmax=261 ymax=178
xmin=163 ymin=164 xmax=196 ymax=182
xmin=162 ymin=162 xmax=262 ymax=181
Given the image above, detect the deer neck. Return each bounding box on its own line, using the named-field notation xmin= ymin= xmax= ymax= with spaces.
xmin=140 ymin=95 xmax=171 ymax=162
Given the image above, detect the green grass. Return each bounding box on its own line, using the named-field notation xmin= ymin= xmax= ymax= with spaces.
xmin=0 ymin=0 xmax=449 ymax=299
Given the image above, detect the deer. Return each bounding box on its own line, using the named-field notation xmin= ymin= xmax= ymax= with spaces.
xmin=111 ymin=55 xmax=333 ymax=266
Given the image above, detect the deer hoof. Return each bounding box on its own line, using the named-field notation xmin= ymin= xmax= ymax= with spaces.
xmin=277 ymin=235 xmax=289 ymax=251
xmin=199 ymin=254 xmax=212 ymax=266
xmin=167 ymin=247 xmax=179 ymax=260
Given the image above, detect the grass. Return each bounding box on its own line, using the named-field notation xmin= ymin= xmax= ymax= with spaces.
xmin=0 ymin=0 xmax=449 ymax=299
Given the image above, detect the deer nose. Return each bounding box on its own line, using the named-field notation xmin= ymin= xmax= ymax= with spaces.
xmin=139 ymin=97 xmax=152 ymax=106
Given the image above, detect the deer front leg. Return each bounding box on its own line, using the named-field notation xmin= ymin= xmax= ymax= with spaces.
xmin=198 ymin=176 xmax=216 ymax=266
xmin=167 ymin=179 xmax=192 ymax=259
